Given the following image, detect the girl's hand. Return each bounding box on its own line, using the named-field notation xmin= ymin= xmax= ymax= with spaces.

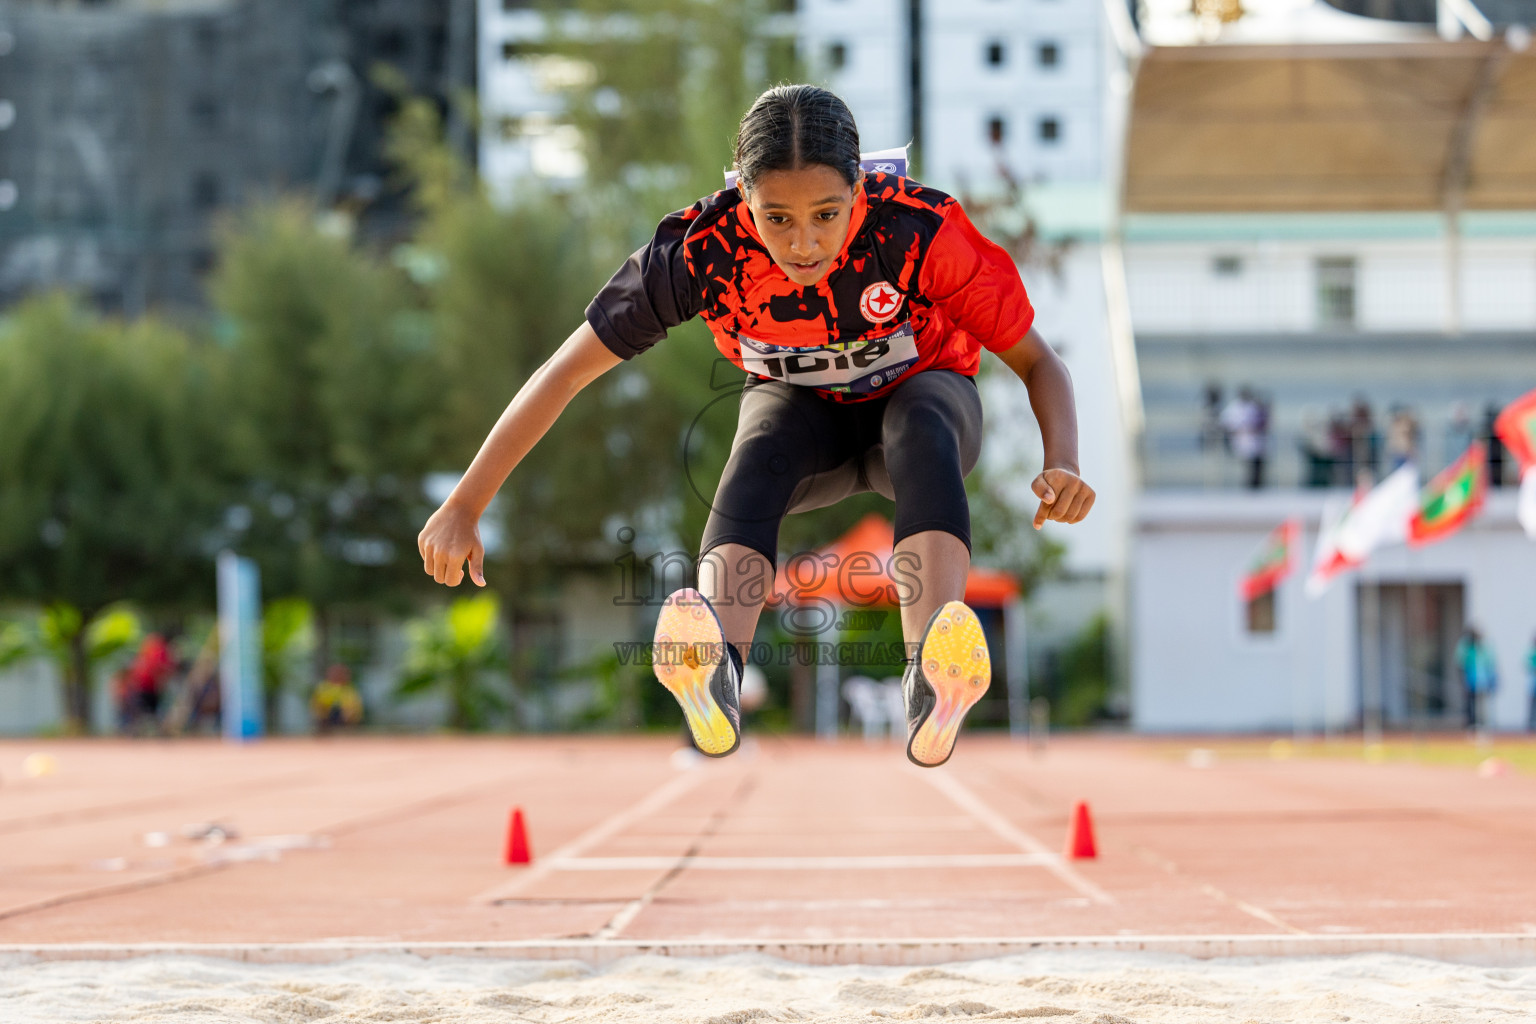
xmin=418 ymin=503 xmax=486 ymax=587
xmin=1031 ymin=468 xmax=1095 ymax=529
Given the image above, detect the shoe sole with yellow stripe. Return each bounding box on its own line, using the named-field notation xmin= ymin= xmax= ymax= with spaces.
xmin=905 ymin=600 xmax=991 ymax=768
xmin=653 ymin=588 xmax=740 ymax=757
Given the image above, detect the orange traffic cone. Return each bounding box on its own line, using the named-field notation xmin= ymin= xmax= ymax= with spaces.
xmin=505 ymin=807 xmax=532 ymax=865
xmin=1065 ymin=800 xmax=1097 ymax=860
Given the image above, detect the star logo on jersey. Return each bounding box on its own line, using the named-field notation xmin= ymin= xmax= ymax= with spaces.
xmin=859 ymin=281 xmax=903 ymax=324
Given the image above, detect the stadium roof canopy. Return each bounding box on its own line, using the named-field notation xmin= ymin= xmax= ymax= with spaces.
xmin=1125 ymin=0 xmax=1536 ymax=212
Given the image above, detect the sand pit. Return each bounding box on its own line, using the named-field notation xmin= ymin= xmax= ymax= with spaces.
xmin=2 ymin=951 xmax=1533 ymax=1023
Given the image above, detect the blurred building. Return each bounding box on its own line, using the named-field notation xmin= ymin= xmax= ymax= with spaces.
xmin=1123 ymin=0 xmax=1536 ymax=731
xmin=800 ymin=0 xmax=1108 ymax=188
xmin=481 ymin=0 xmax=1107 ymax=199
xmin=0 ymin=0 xmax=474 ymax=315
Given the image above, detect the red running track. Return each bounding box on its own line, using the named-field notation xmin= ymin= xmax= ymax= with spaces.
xmin=2 ymin=735 xmax=1535 ymax=958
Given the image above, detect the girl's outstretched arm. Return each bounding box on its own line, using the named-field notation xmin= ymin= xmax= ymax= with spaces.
xmin=418 ymin=322 xmax=623 ymax=586
xmin=991 ymin=326 xmax=1096 ymax=529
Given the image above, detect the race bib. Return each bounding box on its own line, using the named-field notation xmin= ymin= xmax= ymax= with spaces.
xmin=738 ymin=322 xmax=919 ymax=395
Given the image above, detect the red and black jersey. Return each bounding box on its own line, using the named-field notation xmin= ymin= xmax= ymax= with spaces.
xmin=585 ymin=173 xmax=1034 ymax=403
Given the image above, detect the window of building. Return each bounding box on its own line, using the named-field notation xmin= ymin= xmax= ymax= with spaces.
xmin=828 ymin=41 xmax=848 ymax=71
xmin=985 ymin=40 xmax=1006 ymax=67
xmin=1213 ymin=254 xmax=1243 ymax=277
xmin=987 ymin=116 xmax=1006 ymax=145
xmin=1245 ymin=590 xmax=1277 ymax=634
xmin=1038 ymin=42 xmax=1059 ymax=67
xmin=191 ymin=173 xmax=220 ymax=211
xmin=1316 ymin=256 xmax=1357 ymax=329
xmin=1038 ymin=116 xmax=1060 ymax=143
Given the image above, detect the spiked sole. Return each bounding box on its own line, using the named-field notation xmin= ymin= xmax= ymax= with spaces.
xmin=653 ymin=588 xmax=739 ymax=757
xmin=907 ymin=601 xmax=991 ymax=767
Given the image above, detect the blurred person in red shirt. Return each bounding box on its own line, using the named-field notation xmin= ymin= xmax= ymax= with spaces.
xmin=119 ymin=633 xmax=174 ymax=734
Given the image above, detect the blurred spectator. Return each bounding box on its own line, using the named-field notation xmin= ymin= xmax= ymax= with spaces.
xmin=1349 ymin=396 xmax=1380 ymax=485
xmin=1386 ymin=405 xmax=1419 ymax=470
xmin=119 ymin=633 xmax=175 ymax=735
xmin=1329 ymin=410 xmax=1355 ymax=486
xmin=1301 ymin=411 xmax=1335 ymax=488
xmin=1455 ymin=625 xmax=1497 ymax=732
xmin=1200 ymin=382 xmax=1225 ymax=452
xmin=1447 ymin=402 xmax=1475 ymax=463
xmin=1484 ymin=403 xmax=1508 ymax=487
xmin=1220 ymin=386 xmax=1267 ymax=489
xmin=311 ymin=663 xmax=364 ymax=734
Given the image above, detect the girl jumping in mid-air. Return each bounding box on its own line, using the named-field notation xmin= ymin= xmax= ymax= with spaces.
xmin=419 ymin=84 xmax=1093 ymax=767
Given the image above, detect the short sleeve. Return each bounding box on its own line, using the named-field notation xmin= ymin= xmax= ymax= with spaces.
xmin=917 ymin=202 xmax=1035 ymax=353
xmin=585 ymin=206 xmax=705 ymax=359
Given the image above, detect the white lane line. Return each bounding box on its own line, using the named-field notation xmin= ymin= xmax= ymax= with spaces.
xmin=919 ymin=768 xmax=1116 ymax=906
xmin=1132 ymin=844 xmax=1305 ymax=935
xmin=1201 ymin=884 xmax=1308 ymax=935
xmin=542 ymin=854 xmax=1058 ymax=872
xmin=591 ymin=773 xmax=759 ymax=940
xmin=474 ymin=769 xmax=713 ymax=904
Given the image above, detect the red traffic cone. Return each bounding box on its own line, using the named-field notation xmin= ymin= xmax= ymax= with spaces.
xmin=1065 ymin=800 xmax=1097 ymax=860
xmin=504 ymin=807 xmax=532 ymax=865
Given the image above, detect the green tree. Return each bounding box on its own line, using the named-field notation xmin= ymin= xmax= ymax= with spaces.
xmin=0 ymin=605 xmax=140 ymax=726
xmin=262 ymin=597 xmax=316 ymax=730
xmin=210 ymin=201 xmax=445 ymax=662
xmin=1050 ymin=613 xmax=1111 ymax=728
xmin=534 ymin=0 xmax=799 ymax=207
xmin=385 ymin=89 xmax=725 ymax=611
xmin=0 ymin=295 xmax=223 ymax=730
xmin=395 ymin=592 xmax=511 ymax=730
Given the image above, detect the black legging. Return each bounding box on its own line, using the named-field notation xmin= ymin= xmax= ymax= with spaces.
xmin=699 ymin=370 xmax=983 ymax=570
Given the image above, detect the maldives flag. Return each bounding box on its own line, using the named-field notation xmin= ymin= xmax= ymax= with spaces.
xmin=1240 ymin=519 xmax=1300 ymax=601
xmin=1408 ymin=441 xmax=1488 ymax=546
xmin=1494 ymin=388 xmax=1536 ymax=469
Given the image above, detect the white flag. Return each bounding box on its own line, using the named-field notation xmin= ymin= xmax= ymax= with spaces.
xmin=1336 ymin=463 xmax=1419 ymax=562
xmin=1520 ymin=466 xmax=1536 ymax=540
xmin=1305 ymin=495 xmax=1355 ymax=599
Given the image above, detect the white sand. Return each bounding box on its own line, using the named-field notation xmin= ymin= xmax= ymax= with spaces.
xmin=2 ymin=951 xmax=1533 ymax=1023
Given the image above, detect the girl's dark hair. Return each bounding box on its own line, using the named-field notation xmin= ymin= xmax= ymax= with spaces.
xmin=733 ymin=84 xmax=861 ymax=194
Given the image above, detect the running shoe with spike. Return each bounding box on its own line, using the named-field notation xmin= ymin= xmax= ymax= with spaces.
xmin=904 ymin=600 xmax=992 ymax=767
xmin=653 ymin=588 xmax=741 ymax=757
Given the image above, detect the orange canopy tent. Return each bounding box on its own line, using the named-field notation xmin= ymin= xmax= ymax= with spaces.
xmin=771 ymin=513 xmax=1021 ymax=608
xmin=771 ymin=513 xmax=1031 ymax=738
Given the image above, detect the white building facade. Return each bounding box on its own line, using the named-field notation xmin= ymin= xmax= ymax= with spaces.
xmin=1122 ymin=0 xmax=1536 ymax=732
xmin=480 ymin=0 xmax=1110 ymax=199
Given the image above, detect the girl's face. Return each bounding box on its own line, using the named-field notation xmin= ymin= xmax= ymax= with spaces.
xmin=740 ymin=164 xmax=861 ymax=287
